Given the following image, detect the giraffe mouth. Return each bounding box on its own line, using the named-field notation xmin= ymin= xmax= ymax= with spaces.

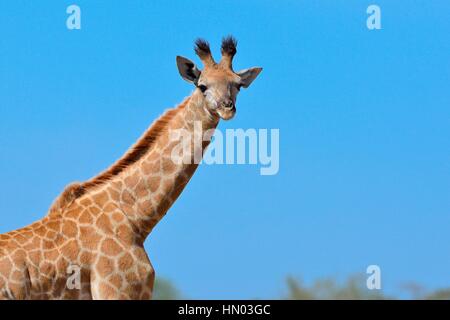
xmin=217 ymin=105 xmax=236 ymax=120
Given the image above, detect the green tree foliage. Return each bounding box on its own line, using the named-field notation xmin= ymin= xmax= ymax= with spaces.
xmin=152 ymin=275 xmax=450 ymax=300
xmin=152 ymin=277 xmax=182 ymax=300
xmin=284 ymin=275 xmax=388 ymax=300
xmin=285 ymin=276 xmax=450 ymax=300
xmin=422 ymin=289 xmax=450 ymax=300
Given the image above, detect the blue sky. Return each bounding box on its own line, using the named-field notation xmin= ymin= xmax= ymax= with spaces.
xmin=0 ymin=1 xmax=449 ymax=298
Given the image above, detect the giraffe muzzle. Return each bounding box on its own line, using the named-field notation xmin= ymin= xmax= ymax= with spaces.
xmin=221 ymin=101 xmax=235 ymax=110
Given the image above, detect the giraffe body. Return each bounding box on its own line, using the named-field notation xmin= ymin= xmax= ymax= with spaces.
xmin=0 ymin=97 xmax=215 ymax=300
xmin=0 ymin=214 xmax=154 ymax=300
xmin=0 ymin=37 xmax=262 ymax=299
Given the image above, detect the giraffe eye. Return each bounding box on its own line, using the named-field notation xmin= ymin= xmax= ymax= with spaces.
xmin=198 ymin=84 xmax=207 ymax=93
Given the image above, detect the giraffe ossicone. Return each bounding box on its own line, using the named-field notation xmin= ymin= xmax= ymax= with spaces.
xmin=0 ymin=36 xmax=262 ymax=300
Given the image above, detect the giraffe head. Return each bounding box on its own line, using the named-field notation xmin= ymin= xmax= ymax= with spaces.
xmin=176 ymin=36 xmax=262 ymax=120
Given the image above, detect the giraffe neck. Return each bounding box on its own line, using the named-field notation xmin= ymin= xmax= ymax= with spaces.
xmin=69 ymin=91 xmax=219 ymax=241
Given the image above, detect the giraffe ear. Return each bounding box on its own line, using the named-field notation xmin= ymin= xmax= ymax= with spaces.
xmin=237 ymin=67 xmax=263 ymax=88
xmin=176 ymin=56 xmax=201 ymax=85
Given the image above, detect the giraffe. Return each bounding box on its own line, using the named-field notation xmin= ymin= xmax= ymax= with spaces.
xmin=0 ymin=36 xmax=262 ymax=300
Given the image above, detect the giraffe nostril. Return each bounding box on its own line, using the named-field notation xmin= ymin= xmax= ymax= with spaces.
xmin=222 ymin=101 xmax=234 ymax=109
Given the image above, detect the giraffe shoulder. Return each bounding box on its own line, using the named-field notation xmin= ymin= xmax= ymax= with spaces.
xmin=48 ymin=182 xmax=85 ymax=214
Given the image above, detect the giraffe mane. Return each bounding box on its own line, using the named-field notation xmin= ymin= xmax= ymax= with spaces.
xmin=48 ymin=97 xmax=190 ymax=214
